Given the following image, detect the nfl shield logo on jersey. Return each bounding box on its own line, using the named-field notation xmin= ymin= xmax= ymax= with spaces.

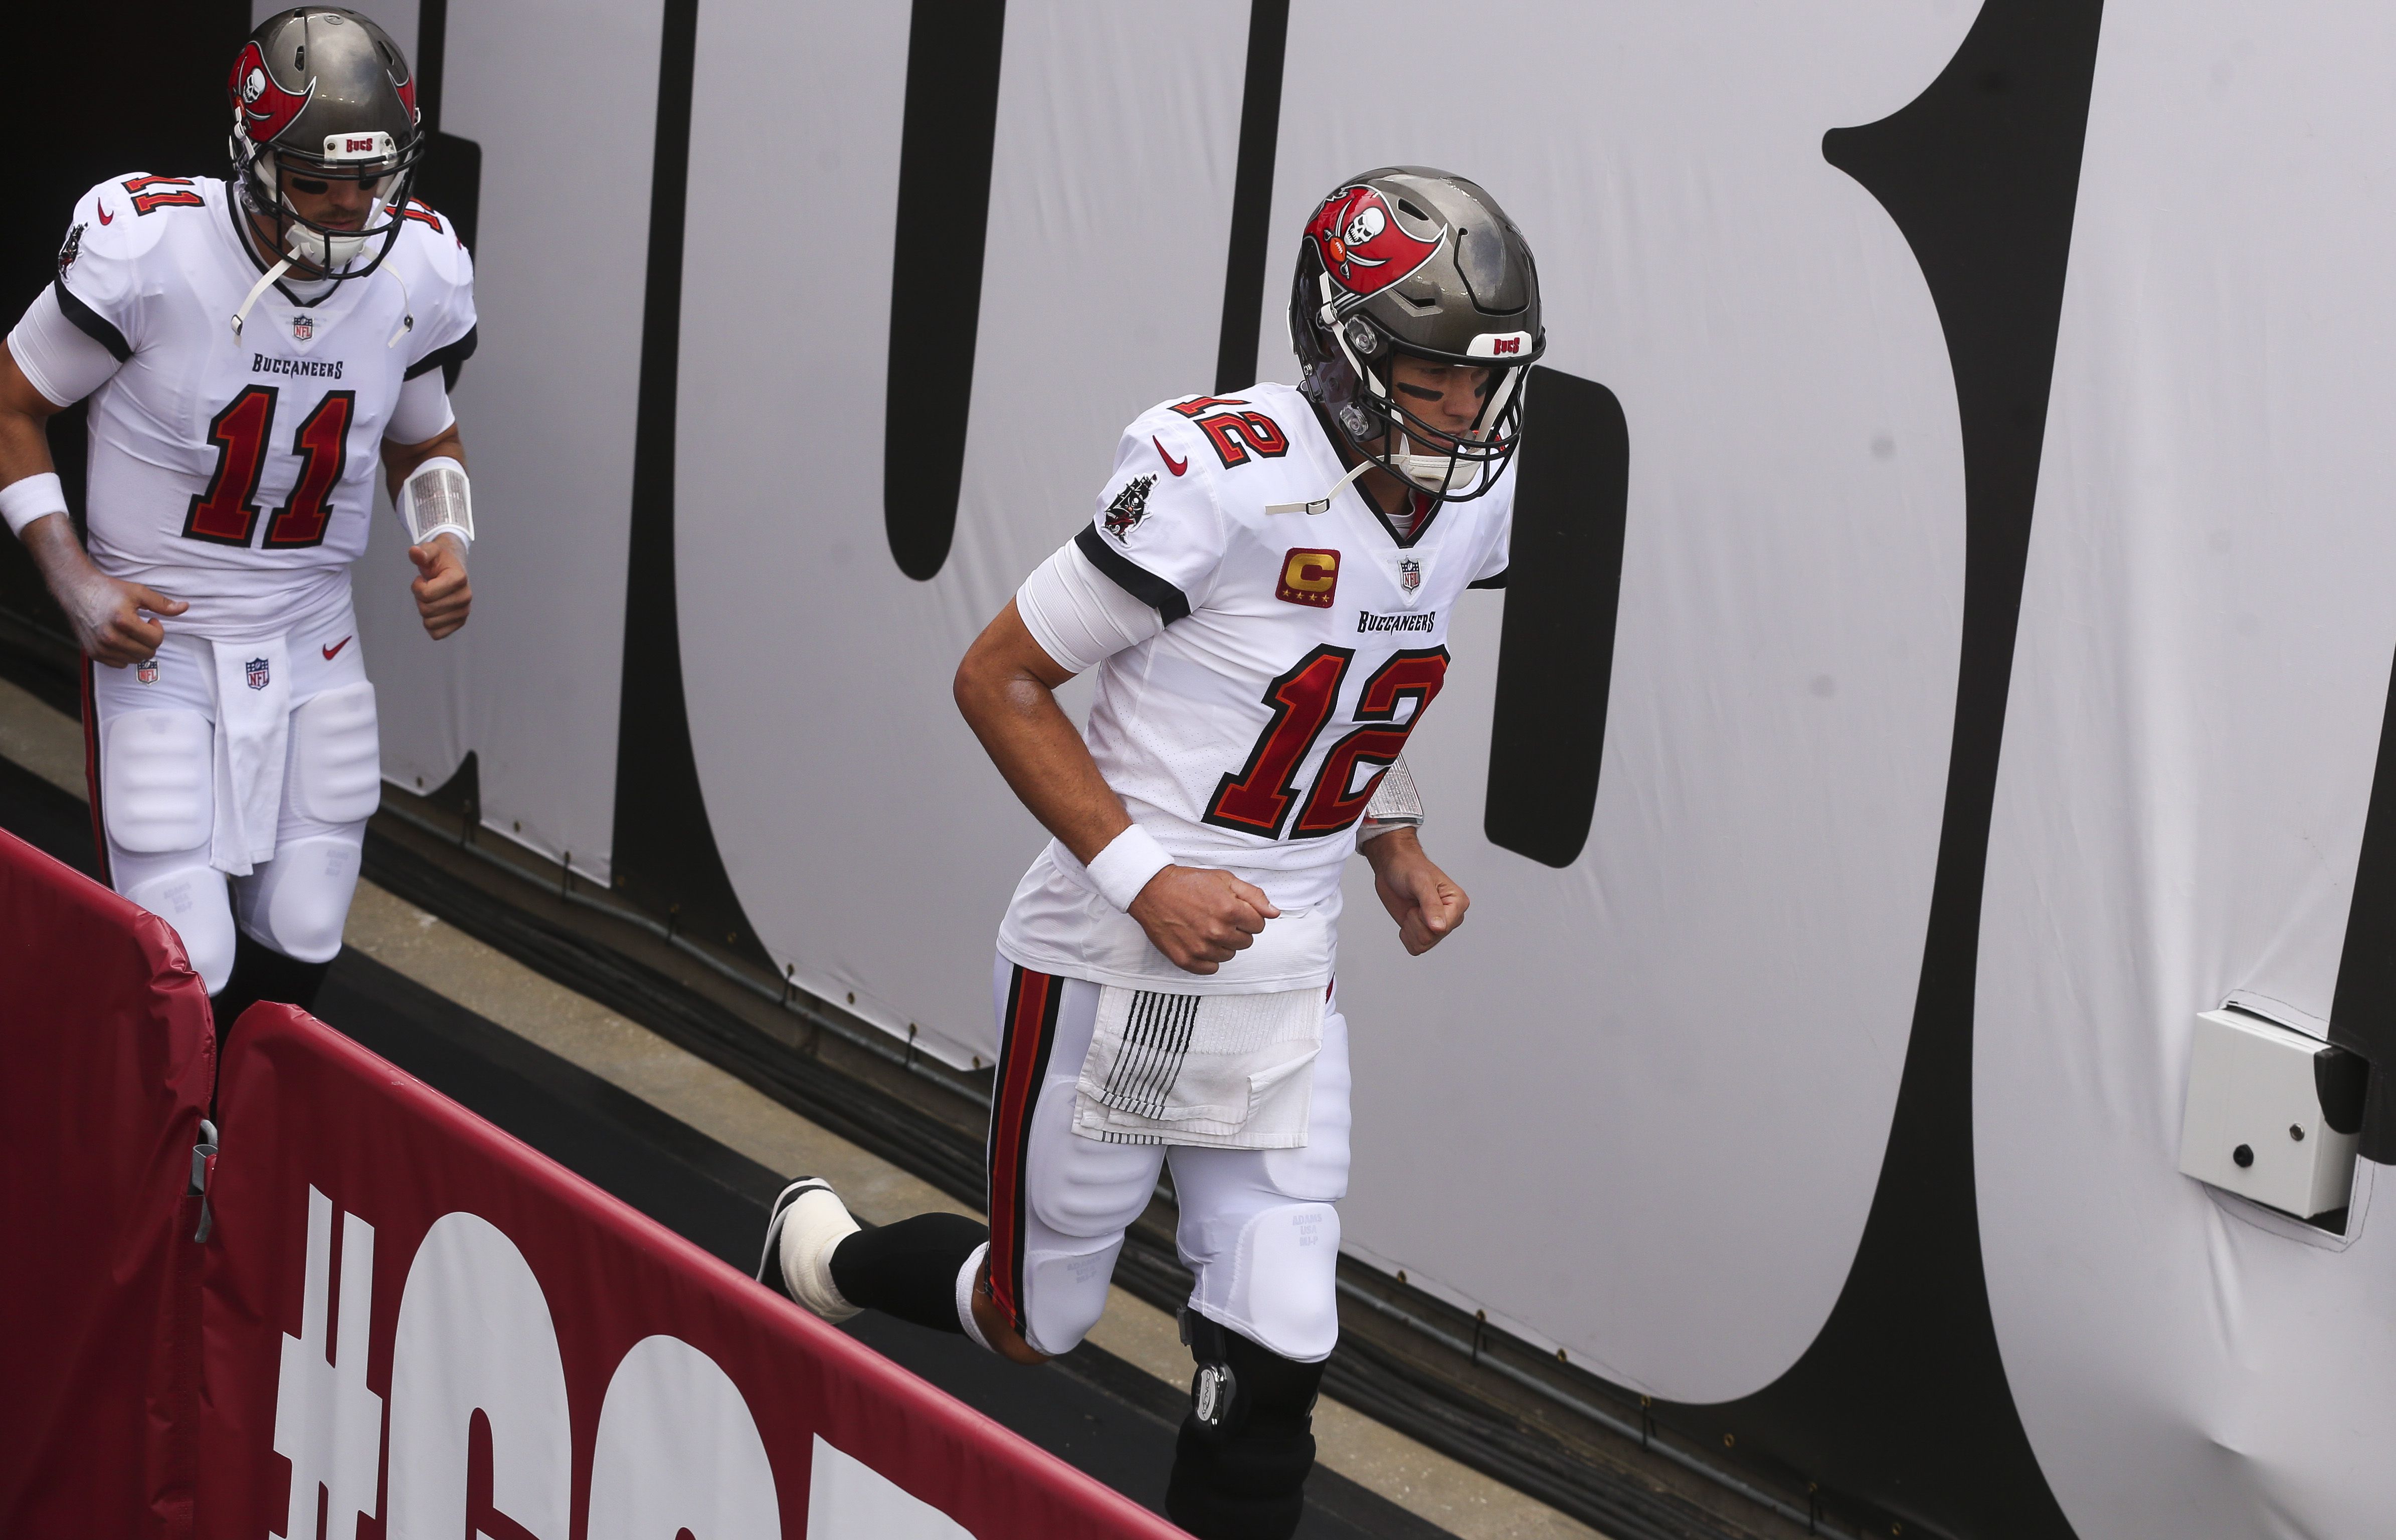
xmin=245 ymin=657 xmax=271 ymax=691
xmin=292 ymin=313 xmax=314 ymax=342
xmin=136 ymin=658 xmax=158 ymax=685
xmin=1398 ymin=557 xmax=1421 ymax=594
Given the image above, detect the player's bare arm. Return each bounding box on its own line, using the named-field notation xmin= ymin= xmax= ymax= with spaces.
xmin=0 ymin=343 xmax=186 ymax=666
xmin=384 ymin=424 xmax=472 ymax=640
xmin=954 ymin=601 xmax=1279 ymax=975
xmin=1361 ymin=825 xmax=1469 ymax=954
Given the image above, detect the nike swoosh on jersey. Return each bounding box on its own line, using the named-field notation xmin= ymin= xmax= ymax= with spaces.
xmin=96 ymin=201 xmax=114 ymax=226
xmin=1154 ymin=436 xmax=1188 ymax=476
xmin=322 ymin=636 xmax=352 ymax=660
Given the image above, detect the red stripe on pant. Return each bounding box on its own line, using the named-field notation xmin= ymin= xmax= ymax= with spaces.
xmin=986 ymin=965 xmax=1062 ymax=1334
xmin=79 ymin=655 xmax=110 ymax=886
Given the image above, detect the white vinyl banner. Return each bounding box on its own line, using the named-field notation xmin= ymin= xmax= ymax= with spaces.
xmin=352 ymin=0 xmax=662 ymax=885
xmin=1975 ymin=4 xmax=2396 ymax=1535
xmin=1265 ymin=1 xmax=1976 ymax=1401
xmin=668 ymin=0 xmax=1975 ymax=1391
xmin=675 ymin=0 xmax=1251 ymax=1064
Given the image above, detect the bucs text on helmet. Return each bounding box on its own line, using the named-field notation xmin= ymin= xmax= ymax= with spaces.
xmin=1288 ymin=167 xmax=1544 ymax=506
xmin=228 ymin=8 xmax=424 ymax=285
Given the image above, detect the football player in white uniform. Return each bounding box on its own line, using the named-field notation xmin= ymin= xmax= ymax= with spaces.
xmin=762 ymin=169 xmax=1542 ymax=1536
xmin=0 ymin=9 xmax=476 ymax=1033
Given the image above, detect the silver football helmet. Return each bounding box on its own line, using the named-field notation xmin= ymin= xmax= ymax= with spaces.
xmin=1289 ymin=167 xmax=1545 ymax=505
xmin=227 ymin=9 xmax=424 ymax=283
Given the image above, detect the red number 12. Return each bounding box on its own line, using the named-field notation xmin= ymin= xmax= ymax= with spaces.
xmin=1203 ymin=645 xmax=1449 ymax=840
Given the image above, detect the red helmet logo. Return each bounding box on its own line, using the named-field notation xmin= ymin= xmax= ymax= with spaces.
xmin=394 ymin=71 xmax=419 ymax=126
xmin=228 ymin=41 xmax=314 ymax=146
xmin=1307 ymin=185 xmax=1443 ymax=299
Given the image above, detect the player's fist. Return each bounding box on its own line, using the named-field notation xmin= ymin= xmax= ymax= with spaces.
xmin=1128 ymin=865 xmax=1281 ymax=975
xmin=409 ymin=535 xmax=472 ymax=640
xmin=1364 ymin=828 xmax=1469 ymax=955
xmin=21 ymin=512 xmax=185 ymax=667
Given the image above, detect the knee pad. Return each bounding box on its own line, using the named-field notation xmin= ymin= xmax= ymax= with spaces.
xmin=121 ymin=863 xmax=236 ymax=994
xmin=1166 ymin=1314 xmax=1326 ymax=1540
xmin=1018 ymin=1237 xmax=1124 ymax=1356
xmin=101 ymin=710 xmax=213 ymax=853
xmin=287 ymin=682 xmax=381 ymax=825
xmin=1187 ymin=1201 xmax=1341 ymax=1363
xmin=235 ymin=833 xmax=361 ymax=964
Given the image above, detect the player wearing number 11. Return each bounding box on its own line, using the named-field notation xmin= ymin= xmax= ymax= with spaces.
xmin=0 ymin=9 xmax=476 ymax=1030
xmin=761 ymin=168 xmax=1542 ymax=1537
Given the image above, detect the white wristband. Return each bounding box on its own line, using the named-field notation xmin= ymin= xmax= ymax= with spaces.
xmin=0 ymin=472 xmax=69 ymax=538
xmin=1085 ymin=823 xmax=1175 ymax=911
xmin=398 ymin=455 xmax=473 ymax=547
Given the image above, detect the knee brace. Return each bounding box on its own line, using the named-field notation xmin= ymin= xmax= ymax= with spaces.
xmin=1166 ymin=1312 xmax=1326 ymax=1540
xmin=234 ymin=832 xmax=362 ymax=964
xmin=286 ymin=682 xmax=382 ymax=825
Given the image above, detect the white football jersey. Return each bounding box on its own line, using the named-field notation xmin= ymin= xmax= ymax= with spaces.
xmin=49 ymin=174 xmax=475 ymax=638
xmin=997 ymin=380 xmax=1512 ymax=994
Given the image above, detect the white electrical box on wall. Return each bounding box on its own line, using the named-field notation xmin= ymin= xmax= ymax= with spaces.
xmin=2179 ymin=1008 xmax=2365 ymax=1221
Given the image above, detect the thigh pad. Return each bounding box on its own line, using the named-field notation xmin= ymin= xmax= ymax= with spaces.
xmin=288 ymin=682 xmax=381 ymax=825
xmin=1026 ymin=1081 xmax=1164 ymax=1238
xmin=101 ymin=709 xmax=213 ymax=854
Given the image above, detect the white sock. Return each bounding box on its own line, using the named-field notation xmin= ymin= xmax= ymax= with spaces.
xmin=955 ymin=1241 xmax=994 ymax=1352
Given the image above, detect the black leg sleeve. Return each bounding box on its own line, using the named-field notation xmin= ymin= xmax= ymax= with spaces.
xmin=210 ymin=930 xmax=335 ymax=1048
xmin=828 ymin=1212 xmax=989 ymax=1333
xmin=1166 ymin=1318 xmax=1326 ymax=1540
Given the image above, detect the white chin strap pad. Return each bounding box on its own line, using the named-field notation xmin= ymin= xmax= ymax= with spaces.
xmin=399 ymin=456 xmax=474 ymax=547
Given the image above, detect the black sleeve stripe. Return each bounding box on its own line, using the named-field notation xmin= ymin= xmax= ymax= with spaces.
xmin=1467 ymin=569 xmax=1508 ymax=590
xmin=52 ymin=277 xmax=131 ymax=362
xmin=1074 ymin=524 xmax=1191 ymax=623
xmin=403 ymin=323 xmax=479 ymax=387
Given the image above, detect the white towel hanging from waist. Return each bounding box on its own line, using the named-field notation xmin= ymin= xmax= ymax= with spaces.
xmin=1072 ymin=984 xmax=1325 ymax=1149
xmin=208 ymin=634 xmax=291 ymax=876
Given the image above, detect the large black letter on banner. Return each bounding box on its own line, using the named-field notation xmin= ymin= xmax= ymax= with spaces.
xmin=1482 ymin=367 xmax=1628 ymax=870
xmin=609 ymin=0 xmax=771 ymax=965
xmin=882 ymin=2 xmax=1008 ymax=583
xmin=1653 ymin=6 xmax=2106 ymax=1539
xmin=1212 ymin=0 xmax=1291 ymax=397
xmin=2329 ymin=654 xmax=2396 ymax=1165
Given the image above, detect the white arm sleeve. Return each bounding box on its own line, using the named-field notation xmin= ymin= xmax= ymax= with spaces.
xmin=1015 ymin=538 xmax=1164 ymax=675
xmin=384 ymin=369 xmax=456 ymax=446
xmin=7 ymin=285 xmax=122 ymax=407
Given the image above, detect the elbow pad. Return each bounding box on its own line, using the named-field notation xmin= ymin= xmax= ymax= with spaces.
xmin=398 ymin=456 xmax=473 ymax=548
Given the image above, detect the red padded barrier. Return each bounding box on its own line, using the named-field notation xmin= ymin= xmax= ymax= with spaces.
xmin=199 ymin=1004 xmax=1187 ymax=1540
xmin=0 ymin=827 xmax=216 ymax=1539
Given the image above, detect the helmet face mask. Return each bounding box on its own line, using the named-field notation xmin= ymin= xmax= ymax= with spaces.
xmin=227 ymin=9 xmax=425 ymax=285
xmin=1291 ymin=168 xmax=1545 ymax=508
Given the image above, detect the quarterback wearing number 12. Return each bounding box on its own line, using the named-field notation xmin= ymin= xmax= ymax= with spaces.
xmin=0 ymin=9 xmax=477 ymax=1031
xmin=765 ymin=168 xmax=1543 ymax=1536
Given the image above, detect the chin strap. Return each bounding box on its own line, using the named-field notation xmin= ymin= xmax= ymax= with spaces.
xmin=229 ymin=257 xmax=296 ymax=338
xmin=1265 ymin=457 xmax=1373 ymax=517
xmin=380 ymin=260 xmax=415 ymax=348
